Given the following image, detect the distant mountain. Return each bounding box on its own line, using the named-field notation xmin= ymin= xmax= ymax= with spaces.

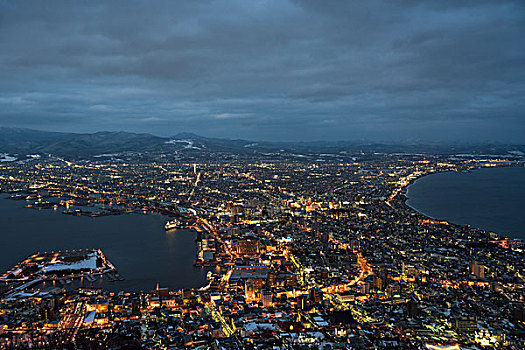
xmin=169 ymin=132 xmax=257 ymax=152
xmin=0 ymin=128 xmax=170 ymax=157
xmin=0 ymin=127 xmax=524 ymax=159
xmin=0 ymin=127 xmax=67 ymax=152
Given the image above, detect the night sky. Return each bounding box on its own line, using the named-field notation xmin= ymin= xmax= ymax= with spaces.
xmin=1 ymin=0 xmax=524 ymax=142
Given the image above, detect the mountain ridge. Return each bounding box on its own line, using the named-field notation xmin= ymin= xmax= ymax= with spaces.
xmin=0 ymin=127 xmax=524 ymax=158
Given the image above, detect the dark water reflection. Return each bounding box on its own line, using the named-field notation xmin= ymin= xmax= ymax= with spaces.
xmin=0 ymin=194 xmax=206 ymax=291
xmin=406 ymin=167 xmax=525 ymax=240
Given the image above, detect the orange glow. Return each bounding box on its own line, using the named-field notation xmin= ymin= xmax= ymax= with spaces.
xmin=425 ymin=345 xmax=460 ymax=350
xmin=420 ymin=219 xmax=449 ymax=225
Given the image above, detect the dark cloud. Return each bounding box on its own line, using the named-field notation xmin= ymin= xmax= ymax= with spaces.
xmin=0 ymin=0 xmax=524 ymax=142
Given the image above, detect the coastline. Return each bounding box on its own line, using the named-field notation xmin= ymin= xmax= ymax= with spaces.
xmin=0 ymin=195 xmax=207 ymax=292
xmin=398 ymin=165 xmax=525 ymax=242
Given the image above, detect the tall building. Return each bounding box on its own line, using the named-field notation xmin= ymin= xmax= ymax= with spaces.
xmin=471 ymin=261 xmax=485 ymax=279
xmin=260 ymin=289 xmax=272 ymax=308
xmin=236 ymin=237 xmax=260 ymax=257
xmin=296 ymin=294 xmax=308 ymax=311
xmin=245 ymin=280 xmax=256 ymax=302
xmin=309 ymin=288 xmax=323 ymax=303
xmin=266 ymin=270 xmax=276 ymax=287
xmin=454 ymin=316 xmax=478 ymax=333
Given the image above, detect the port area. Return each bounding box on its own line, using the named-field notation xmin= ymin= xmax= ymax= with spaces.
xmin=0 ymin=249 xmax=121 ymax=299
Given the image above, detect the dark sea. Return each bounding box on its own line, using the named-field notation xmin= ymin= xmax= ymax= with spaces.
xmin=0 ymin=194 xmax=206 ymax=292
xmin=406 ymin=166 xmax=525 ymax=240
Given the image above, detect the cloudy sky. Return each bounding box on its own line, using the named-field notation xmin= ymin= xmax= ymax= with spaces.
xmin=0 ymin=0 xmax=524 ymax=142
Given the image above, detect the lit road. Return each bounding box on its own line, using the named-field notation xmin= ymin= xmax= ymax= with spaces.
xmin=205 ymin=302 xmax=236 ymax=337
xmin=322 ymin=253 xmax=371 ymax=294
xmin=58 ymin=301 xmax=85 ymax=345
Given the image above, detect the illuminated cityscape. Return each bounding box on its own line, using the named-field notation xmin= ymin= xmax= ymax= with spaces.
xmin=1 ymin=0 xmax=524 ymax=349
xmin=0 ymin=150 xmax=523 ymax=349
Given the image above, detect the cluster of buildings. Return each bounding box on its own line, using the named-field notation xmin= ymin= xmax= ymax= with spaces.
xmin=0 ymin=151 xmax=523 ymax=349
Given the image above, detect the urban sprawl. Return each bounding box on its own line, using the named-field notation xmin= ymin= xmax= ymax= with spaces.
xmin=0 ymin=151 xmax=524 ymax=349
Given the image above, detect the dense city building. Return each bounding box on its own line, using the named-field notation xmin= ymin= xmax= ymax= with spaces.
xmin=0 ymin=151 xmax=523 ymax=349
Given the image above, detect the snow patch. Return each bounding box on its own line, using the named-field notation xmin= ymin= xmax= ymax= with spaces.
xmin=243 ymin=322 xmax=277 ymax=333
xmin=43 ymin=252 xmax=98 ymax=273
xmin=0 ymin=153 xmax=17 ymax=162
xmin=165 ymin=139 xmax=201 ymax=150
xmin=93 ymin=153 xmax=120 ymax=158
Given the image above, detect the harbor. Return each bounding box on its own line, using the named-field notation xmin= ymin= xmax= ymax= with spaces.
xmin=0 ymin=249 xmax=119 ymax=299
xmin=0 ymin=195 xmax=207 ymax=292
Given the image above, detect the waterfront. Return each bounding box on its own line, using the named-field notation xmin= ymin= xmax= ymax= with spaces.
xmin=406 ymin=166 xmax=525 ymax=240
xmin=1 ymin=155 xmax=524 ymax=348
xmin=0 ymin=194 xmax=206 ymax=291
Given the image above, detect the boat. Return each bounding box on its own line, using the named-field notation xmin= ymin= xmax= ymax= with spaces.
xmin=165 ymin=219 xmax=181 ymax=231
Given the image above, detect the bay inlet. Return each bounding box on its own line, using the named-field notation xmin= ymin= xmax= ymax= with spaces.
xmin=406 ymin=166 xmax=525 ymax=240
xmin=0 ymin=194 xmax=206 ymax=291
